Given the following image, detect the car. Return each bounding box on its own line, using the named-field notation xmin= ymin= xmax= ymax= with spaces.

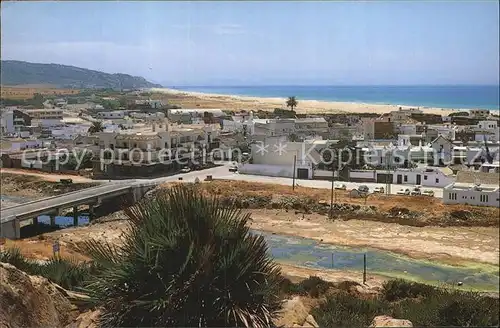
xmin=373 ymin=186 xmax=385 ymax=193
xmin=358 ymin=185 xmax=369 ymax=193
xmin=229 ymin=165 xmax=238 ymax=172
xmin=397 ymin=188 xmax=411 ymax=195
xmin=180 ymin=167 xmax=191 ymax=173
xmin=334 ymin=183 xmax=347 ymax=190
xmin=410 ymin=187 xmax=422 ymax=196
xmin=422 ymin=189 xmax=435 ymax=197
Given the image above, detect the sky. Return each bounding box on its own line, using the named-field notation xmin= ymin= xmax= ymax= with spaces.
xmin=1 ymin=1 xmax=499 ymax=86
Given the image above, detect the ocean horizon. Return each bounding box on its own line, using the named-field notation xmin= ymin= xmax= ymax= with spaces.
xmin=169 ymin=85 xmax=500 ymax=111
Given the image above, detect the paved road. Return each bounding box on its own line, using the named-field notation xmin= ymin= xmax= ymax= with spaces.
xmin=169 ymin=165 xmax=444 ymax=199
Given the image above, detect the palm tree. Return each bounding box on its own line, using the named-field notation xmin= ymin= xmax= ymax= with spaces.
xmin=88 ymin=121 xmax=104 ymax=134
xmin=79 ymin=185 xmax=283 ymax=328
xmin=286 ymin=96 xmax=298 ymax=111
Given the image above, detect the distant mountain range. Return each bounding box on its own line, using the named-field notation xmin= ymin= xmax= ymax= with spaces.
xmin=1 ymin=60 xmax=162 ymax=89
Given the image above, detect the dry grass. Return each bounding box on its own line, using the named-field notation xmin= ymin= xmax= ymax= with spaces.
xmin=1 ymin=86 xmax=79 ymax=99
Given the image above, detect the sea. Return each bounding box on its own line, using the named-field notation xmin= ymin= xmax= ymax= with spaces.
xmin=171 ymin=85 xmax=500 ymax=111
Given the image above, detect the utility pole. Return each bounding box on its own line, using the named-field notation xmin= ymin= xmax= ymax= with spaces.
xmin=330 ymin=165 xmax=335 ymax=219
xmin=292 ymin=154 xmax=297 ymax=190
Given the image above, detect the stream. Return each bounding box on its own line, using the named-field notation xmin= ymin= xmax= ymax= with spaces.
xmin=256 ymin=231 xmax=499 ymax=292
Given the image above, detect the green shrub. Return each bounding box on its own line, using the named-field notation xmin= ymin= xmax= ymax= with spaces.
xmin=312 ymin=292 xmax=389 ymax=327
xmin=297 ymin=276 xmax=334 ymax=298
xmin=0 ymin=247 xmax=36 ymax=273
xmin=279 ymin=277 xmax=304 ymax=296
xmin=382 ymin=279 xmax=436 ymax=301
xmin=313 ymin=279 xmax=500 ymax=327
xmin=0 ymin=247 xmax=94 ymax=290
xmin=393 ymin=289 xmax=499 ymax=327
xmin=80 ymin=185 xmax=283 ymax=328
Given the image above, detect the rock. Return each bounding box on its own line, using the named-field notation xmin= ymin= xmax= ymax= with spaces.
xmin=274 ymin=296 xmax=309 ymax=327
xmin=0 ymin=262 xmax=78 ymax=328
xmin=303 ymin=314 xmax=319 ymax=328
xmin=65 ymin=309 xmax=101 ymax=328
xmin=370 ymin=315 xmax=413 ymax=327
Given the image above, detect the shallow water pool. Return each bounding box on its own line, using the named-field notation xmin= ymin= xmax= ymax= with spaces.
xmin=256 ymin=231 xmax=499 ymax=292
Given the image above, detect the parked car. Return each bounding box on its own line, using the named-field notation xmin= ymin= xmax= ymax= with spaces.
xmin=422 ymin=189 xmax=435 ymax=197
xmin=334 ymin=183 xmax=347 ymax=190
xmin=410 ymin=187 xmax=422 ymax=196
xmin=397 ymin=188 xmax=411 ymax=195
xmin=180 ymin=167 xmax=191 ymax=173
xmin=358 ymin=185 xmax=369 ymax=193
xmin=373 ymin=186 xmax=385 ymax=193
xmin=229 ymin=165 xmax=238 ymax=172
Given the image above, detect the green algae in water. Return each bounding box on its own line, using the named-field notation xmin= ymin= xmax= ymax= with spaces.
xmin=254 ymin=231 xmax=499 ymax=292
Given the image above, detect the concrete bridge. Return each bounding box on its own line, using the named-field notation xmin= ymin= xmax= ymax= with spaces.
xmin=0 ymin=181 xmax=156 ymax=239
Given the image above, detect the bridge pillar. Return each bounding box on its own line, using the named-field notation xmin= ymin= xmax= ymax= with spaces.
xmin=50 ymin=214 xmax=56 ymax=227
xmin=73 ymin=206 xmax=78 ymax=226
xmin=89 ymin=204 xmax=94 ymax=221
xmin=0 ymin=219 xmax=20 ymax=239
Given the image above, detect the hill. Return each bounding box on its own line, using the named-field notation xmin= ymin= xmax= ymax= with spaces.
xmin=1 ymin=60 xmax=162 ymax=89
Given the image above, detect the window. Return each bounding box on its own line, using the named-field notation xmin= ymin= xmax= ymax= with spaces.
xmin=480 ymin=194 xmax=489 ymax=203
xmin=435 ymin=178 xmax=439 ymax=184
xmin=165 ymin=142 xmax=168 ymax=148
xmin=404 ymin=175 xmax=408 ymax=182
xmin=424 ymin=176 xmax=427 ymax=180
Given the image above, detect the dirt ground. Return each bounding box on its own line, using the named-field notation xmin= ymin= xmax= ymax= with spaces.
xmin=248 ymin=209 xmax=500 ymax=266
xmin=0 ymin=168 xmax=94 ymax=183
xmin=0 ymin=172 xmax=97 ymax=199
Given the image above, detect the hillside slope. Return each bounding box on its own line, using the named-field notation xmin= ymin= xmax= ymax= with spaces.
xmin=1 ymin=60 xmax=162 ymax=89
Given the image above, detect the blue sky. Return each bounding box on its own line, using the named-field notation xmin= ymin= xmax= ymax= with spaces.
xmin=1 ymin=1 xmax=499 ymax=86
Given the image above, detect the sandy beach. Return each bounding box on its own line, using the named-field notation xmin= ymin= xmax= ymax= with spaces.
xmin=151 ymin=87 xmax=462 ymax=116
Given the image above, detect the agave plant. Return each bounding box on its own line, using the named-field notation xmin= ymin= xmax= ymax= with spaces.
xmin=0 ymin=247 xmax=94 ymax=290
xmin=79 ymin=184 xmax=283 ymax=327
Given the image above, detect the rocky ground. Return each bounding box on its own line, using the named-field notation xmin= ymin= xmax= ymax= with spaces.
xmin=1 ymin=173 xmax=98 ymax=200
xmin=167 ymin=180 xmax=500 ymax=228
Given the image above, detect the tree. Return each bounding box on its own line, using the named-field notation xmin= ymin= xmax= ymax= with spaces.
xmin=88 ymin=121 xmax=104 ymax=134
xmin=80 ymin=185 xmax=283 ymax=328
xmin=288 ymin=133 xmax=299 ymax=142
xmin=286 ymin=96 xmax=298 ymax=111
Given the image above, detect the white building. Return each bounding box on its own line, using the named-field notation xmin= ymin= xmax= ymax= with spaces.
xmin=129 ymin=112 xmax=165 ymax=120
xmin=97 ymin=111 xmax=126 ymax=119
xmin=251 ymin=118 xmax=296 ymax=137
xmin=443 ymin=183 xmax=499 ymax=207
xmin=474 ymin=120 xmax=499 ymax=142
xmin=25 ymin=109 xmax=63 ymax=120
xmin=469 ymin=109 xmax=490 ymax=119
xmin=390 ymin=167 xmax=455 ymax=187
xmin=239 ymin=137 xmax=332 ymax=179
xmin=0 ymin=110 xmax=14 ymax=134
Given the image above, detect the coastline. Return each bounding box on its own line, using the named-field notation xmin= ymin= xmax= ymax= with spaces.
xmin=150 ymin=87 xmax=495 ymax=115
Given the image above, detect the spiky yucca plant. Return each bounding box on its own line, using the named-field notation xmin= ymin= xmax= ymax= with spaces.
xmin=80 ymin=185 xmax=283 ymax=327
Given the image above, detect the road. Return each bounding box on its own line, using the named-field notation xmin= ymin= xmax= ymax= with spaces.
xmin=149 ymin=164 xmax=444 ymax=199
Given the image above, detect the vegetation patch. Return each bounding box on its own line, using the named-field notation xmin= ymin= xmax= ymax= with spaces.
xmin=312 ymin=279 xmax=499 ymax=327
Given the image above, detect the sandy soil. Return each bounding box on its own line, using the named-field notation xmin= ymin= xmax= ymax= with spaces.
xmin=248 ymin=209 xmax=500 ymax=266
xmin=152 ymin=88 xmax=459 ymax=115
xmin=0 ymin=168 xmax=94 ymax=183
